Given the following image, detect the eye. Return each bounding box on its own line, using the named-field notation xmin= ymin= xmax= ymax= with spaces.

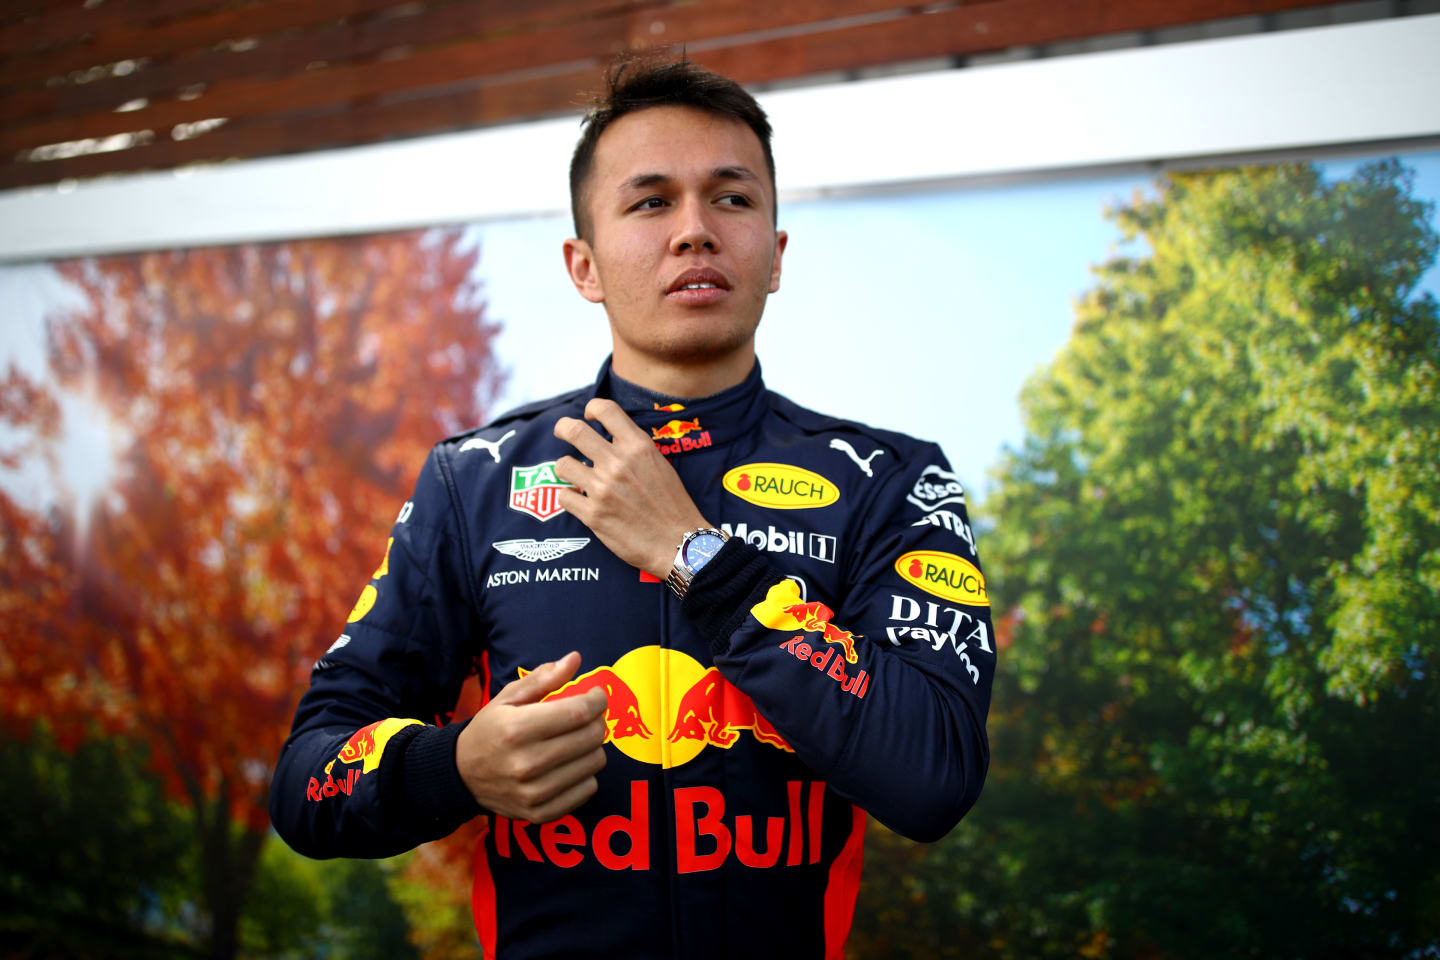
xmin=717 ymin=194 xmax=751 ymax=207
xmin=631 ymin=196 xmax=667 ymax=211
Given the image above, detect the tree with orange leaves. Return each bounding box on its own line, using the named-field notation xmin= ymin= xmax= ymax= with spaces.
xmin=0 ymin=228 xmax=503 ymax=959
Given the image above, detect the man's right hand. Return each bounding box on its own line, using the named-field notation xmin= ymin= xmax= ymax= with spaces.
xmin=456 ymin=651 xmax=608 ymax=823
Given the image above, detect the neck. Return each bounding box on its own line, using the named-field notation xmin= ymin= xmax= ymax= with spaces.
xmin=609 ymin=345 xmax=755 ymax=398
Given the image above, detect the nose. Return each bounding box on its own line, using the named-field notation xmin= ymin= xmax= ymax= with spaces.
xmin=670 ymin=200 xmax=719 ymax=255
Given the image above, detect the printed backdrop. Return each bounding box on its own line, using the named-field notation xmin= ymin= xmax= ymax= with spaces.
xmin=2 ymin=149 xmax=1438 ymax=959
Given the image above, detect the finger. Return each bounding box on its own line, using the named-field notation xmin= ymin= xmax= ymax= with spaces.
xmin=554 ymin=415 xmax=611 ymax=463
xmin=583 ymin=397 xmax=651 ymax=446
xmin=510 ymin=686 xmax=608 ymax=741
xmin=525 ymin=752 xmax=607 ymax=822
xmin=493 ymin=651 xmax=581 ymax=706
xmin=506 ymin=716 xmax=607 ymax=790
xmin=529 ymin=775 xmax=602 ymax=824
xmin=552 ymin=454 xmax=595 ymax=492
xmin=554 ymin=487 xmax=592 ymax=524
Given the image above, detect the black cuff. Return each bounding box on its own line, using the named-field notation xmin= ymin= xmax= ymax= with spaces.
xmin=681 ymin=538 xmax=782 ymax=657
xmin=380 ymin=720 xmax=483 ymax=839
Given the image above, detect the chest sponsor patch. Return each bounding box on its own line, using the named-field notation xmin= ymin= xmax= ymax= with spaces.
xmin=491 ymin=538 xmax=590 ymax=562
xmin=894 ymin=550 xmax=988 ymax=606
xmin=720 ymin=522 xmax=836 ymax=563
xmin=486 ymin=567 xmax=600 ymax=588
xmin=509 ymin=461 xmax=573 ymax=522
xmin=519 ymin=645 xmax=792 ymax=770
xmin=722 ymin=463 xmax=839 ymax=510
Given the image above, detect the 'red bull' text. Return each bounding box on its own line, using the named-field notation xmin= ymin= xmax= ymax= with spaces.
xmin=488 ymin=780 xmax=828 ymax=873
xmin=654 ymin=430 xmax=713 ymax=456
xmin=306 ymin=767 xmax=359 ymax=801
xmin=778 ymin=635 xmax=870 ymax=698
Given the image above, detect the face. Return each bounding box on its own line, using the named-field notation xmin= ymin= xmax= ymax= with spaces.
xmin=564 ymin=106 xmax=787 ymax=375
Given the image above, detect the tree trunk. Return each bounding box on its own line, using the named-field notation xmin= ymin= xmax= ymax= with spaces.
xmin=198 ymin=780 xmax=266 ymax=960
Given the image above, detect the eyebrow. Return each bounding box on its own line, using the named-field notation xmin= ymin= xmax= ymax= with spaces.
xmin=618 ymin=166 xmax=762 ymax=193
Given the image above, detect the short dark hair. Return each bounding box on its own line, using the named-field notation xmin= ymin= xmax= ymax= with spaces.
xmin=568 ymin=53 xmax=776 ymax=241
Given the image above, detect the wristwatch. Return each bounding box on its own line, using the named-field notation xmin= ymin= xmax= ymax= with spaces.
xmin=665 ymin=527 xmax=730 ymax=599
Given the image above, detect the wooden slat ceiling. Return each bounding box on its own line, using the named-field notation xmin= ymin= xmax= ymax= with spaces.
xmin=1 ymin=0 xmax=1344 ymax=192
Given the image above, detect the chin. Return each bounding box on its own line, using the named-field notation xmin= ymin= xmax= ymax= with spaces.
xmin=653 ymin=325 xmax=758 ymax=366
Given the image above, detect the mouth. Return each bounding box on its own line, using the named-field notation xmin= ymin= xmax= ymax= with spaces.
xmin=666 ymin=268 xmax=731 ymax=307
xmin=666 ymin=268 xmax=732 ymax=297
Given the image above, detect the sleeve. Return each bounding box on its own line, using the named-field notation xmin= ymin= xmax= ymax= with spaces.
xmin=682 ymin=448 xmax=993 ymax=843
xmin=269 ymin=447 xmax=484 ymax=859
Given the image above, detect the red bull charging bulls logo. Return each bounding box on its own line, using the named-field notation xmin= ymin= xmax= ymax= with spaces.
xmin=524 ymin=647 xmax=792 ymax=768
xmin=750 ymin=579 xmax=871 ymax=698
xmin=650 ymin=417 xmax=702 ymax=440
xmin=307 ymin=716 xmax=420 ymax=802
xmin=750 ymin=579 xmax=859 ymax=664
xmin=650 ymin=417 xmax=712 ymax=456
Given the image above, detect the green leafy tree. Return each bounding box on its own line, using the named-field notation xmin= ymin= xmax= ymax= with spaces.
xmin=0 ymin=728 xmax=199 ymax=959
xmin=240 ymin=838 xmax=417 ymax=960
xmin=911 ymin=160 xmax=1438 ymax=958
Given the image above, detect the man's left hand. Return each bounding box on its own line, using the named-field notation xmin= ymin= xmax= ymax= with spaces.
xmin=553 ymin=398 xmax=709 ymax=579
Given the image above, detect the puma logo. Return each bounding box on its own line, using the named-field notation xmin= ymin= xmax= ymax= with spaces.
xmin=459 ymin=428 xmax=516 ymax=463
xmin=828 ymin=438 xmax=884 ymax=478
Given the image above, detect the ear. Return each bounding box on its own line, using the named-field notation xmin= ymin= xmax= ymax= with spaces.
xmin=768 ymin=230 xmax=788 ymax=294
xmin=563 ymin=237 xmax=606 ymax=304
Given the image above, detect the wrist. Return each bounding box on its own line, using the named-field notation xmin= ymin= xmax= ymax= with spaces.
xmin=664 ymin=523 xmax=729 ymax=599
xmin=649 ymin=542 xmax=677 ymax=580
xmin=650 ymin=516 xmax=709 ymax=578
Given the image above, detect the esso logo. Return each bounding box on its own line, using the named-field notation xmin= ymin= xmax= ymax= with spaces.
xmin=906 ymin=464 xmax=965 ymax=513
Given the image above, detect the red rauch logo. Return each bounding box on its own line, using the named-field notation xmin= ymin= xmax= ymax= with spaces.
xmin=895 ymin=550 xmax=988 ymax=606
xmin=722 ymin=464 xmax=840 ymax=509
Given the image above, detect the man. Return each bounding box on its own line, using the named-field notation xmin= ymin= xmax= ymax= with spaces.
xmin=271 ymin=56 xmax=994 ymax=959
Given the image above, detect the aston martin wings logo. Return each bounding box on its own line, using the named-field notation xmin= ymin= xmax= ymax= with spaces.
xmin=491 ymin=538 xmax=591 ymax=563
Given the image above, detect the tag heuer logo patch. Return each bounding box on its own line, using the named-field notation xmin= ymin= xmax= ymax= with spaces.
xmin=509 ymin=461 xmax=573 ymax=522
xmin=492 ymin=538 xmax=590 ymax=562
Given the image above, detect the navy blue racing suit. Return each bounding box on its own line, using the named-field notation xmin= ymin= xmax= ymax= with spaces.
xmin=270 ymin=359 xmax=994 ymax=959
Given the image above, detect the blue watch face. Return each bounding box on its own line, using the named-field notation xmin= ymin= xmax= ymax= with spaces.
xmin=683 ymin=533 xmax=725 ymax=572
